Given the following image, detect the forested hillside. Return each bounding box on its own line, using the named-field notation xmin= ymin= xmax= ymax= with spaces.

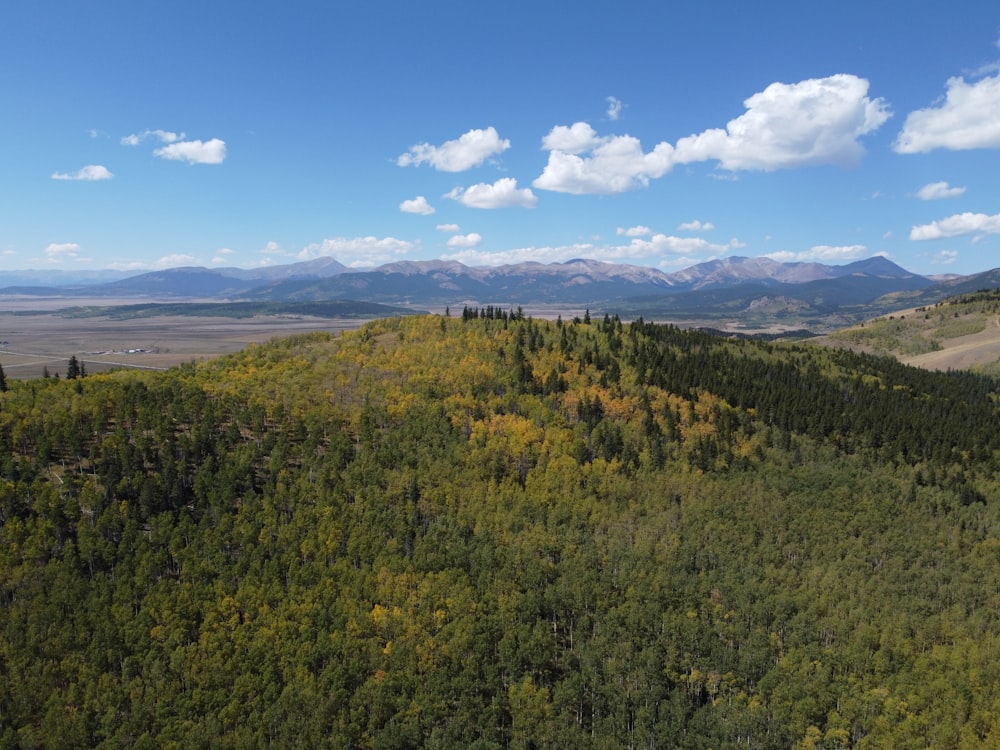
xmin=2 ymin=312 xmax=1000 ymax=748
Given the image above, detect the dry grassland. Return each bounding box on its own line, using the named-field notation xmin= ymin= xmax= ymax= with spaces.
xmin=0 ymin=298 xmax=370 ymax=379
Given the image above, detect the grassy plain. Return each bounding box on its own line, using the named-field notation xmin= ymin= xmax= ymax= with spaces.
xmin=0 ymin=297 xmax=373 ymax=379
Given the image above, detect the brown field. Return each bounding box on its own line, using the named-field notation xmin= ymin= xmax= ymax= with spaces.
xmin=0 ymin=297 xmax=375 ymax=379
xmin=899 ymin=314 xmax=1000 ymax=372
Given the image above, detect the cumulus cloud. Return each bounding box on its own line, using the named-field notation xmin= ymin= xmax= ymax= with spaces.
xmin=45 ymin=242 xmax=82 ymax=259
xmin=154 ymin=138 xmax=226 ymax=165
xmin=541 ymin=122 xmax=603 ymax=154
xmin=606 ymin=96 xmax=624 ymax=121
xmin=445 ymin=177 xmax=538 ymax=208
xmin=51 ymin=165 xmax=113 ymax=181
xmin=916 ymin=181 xmax=966 ymax=200
xmin=616 ymin=225 xmax=651 ymax=237
xmin=910 ymin=212 xmax=1000 ymax=240
xmin=534 ymin=127 xmax=675 ymax=194
xmin=397 ymin=126 xmax=510 ymax=171
xmin=678 ymin=220 xmax=715 ymax=232
xmin=400 ymin=196 xmax=435 ymax=215
xmin=895 ymin=73 xmax=1000 ymax=153
xmin=764 ymin=245 xmax=869 ymax=262
xmin=534 ymin=75 xmax=889 ymax=195
xmin=674 ymin=74 xmax=890 ymax=170
xmin=436 ymin=223 xmax=460 ymax=233
xmin=297 ymin=236 xmax=417 ymax=266
xmin=446 ymin=232 xmax=482 ymax=248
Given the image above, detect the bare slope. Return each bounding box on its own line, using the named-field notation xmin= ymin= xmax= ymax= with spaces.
xmin=815 ymin=290 xmax=1000 ymax=373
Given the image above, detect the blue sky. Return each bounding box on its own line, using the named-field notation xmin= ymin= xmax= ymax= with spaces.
xmin=3 ymin=1 xmax=1000 ymax=277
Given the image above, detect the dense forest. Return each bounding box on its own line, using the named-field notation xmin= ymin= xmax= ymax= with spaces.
xmin=2 ymin=311 xmax=1000 ymax=748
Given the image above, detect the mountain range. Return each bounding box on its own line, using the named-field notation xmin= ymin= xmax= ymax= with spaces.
xmin=1 ymin=255 xmax=994 ymax=328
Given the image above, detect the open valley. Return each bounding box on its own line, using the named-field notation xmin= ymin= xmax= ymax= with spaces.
xmin=0 ymin=301 xmax=373 ymax=378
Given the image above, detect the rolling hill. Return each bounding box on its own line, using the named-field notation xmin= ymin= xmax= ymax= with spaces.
xmin=2 ymin=314 xmax=999 ymax=746
xmin=819 ymin=288 xmax=1000 ymax=374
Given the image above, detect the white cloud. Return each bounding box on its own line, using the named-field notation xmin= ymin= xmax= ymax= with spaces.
xmin=400 ymin=195 xmax=435 ymax=215
xmin=916 ymin=181 xmax=966 ymax=200
xmin=211 ymin=249 xmax=235 ymax=265
xmin=606 ymin=96 xmax=624 ymax=121
xmin=541 ymin=122 xmax=603 ymax=154
xmin=895 ymin=73 xmax=1000 ymax=153
xmin=616 ymin=225 xmax=651 ymax=237
xmin=45 ymin=242 xmax=82 ymax=259
xmin=154 ymin=254 xmax=199 ymax=268
xmin=534 ymin=128 xmax=675 ymax=194
xmin=446 ymin=177 xmax=538 ymax=208
xmin=154 ymin=138 xmax=226 ymax=165
xmin=763 ymin=246 xmax=869 ymax=262
xmin=678 ymin=220 xmax=715 ymax=232
xmin=51 ymin=165 xmax=113 ymax=181
xmin=121 ymin=129 xmax=185 ymax=146
xmin=397 ymin=126 xmax=510 ymax=171
xmin=910 ymin=212 xmax=1000 ymax=240
xmin=297 ymin=236 xmax=417 ymax=266
xmin=674 ymin=74 xmax=890 ymax=170
xmin=121 ymin=127 xmax=224 ymax=165
xmin=436 ymin=223 xmax=460 ymax=233
xmin=446 ymin=232 xmax=482 ymax=248
xmin=609 ymin=233 xmax=736 ymax=260
xmin=535 ymin=76 xmax=890 ymax=195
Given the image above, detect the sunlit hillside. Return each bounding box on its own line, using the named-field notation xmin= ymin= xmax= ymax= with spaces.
xmin=817 ymin=289 xmax=1000 ymax=375
xmin=2 ymin=312 xmax=1000 ymax=747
